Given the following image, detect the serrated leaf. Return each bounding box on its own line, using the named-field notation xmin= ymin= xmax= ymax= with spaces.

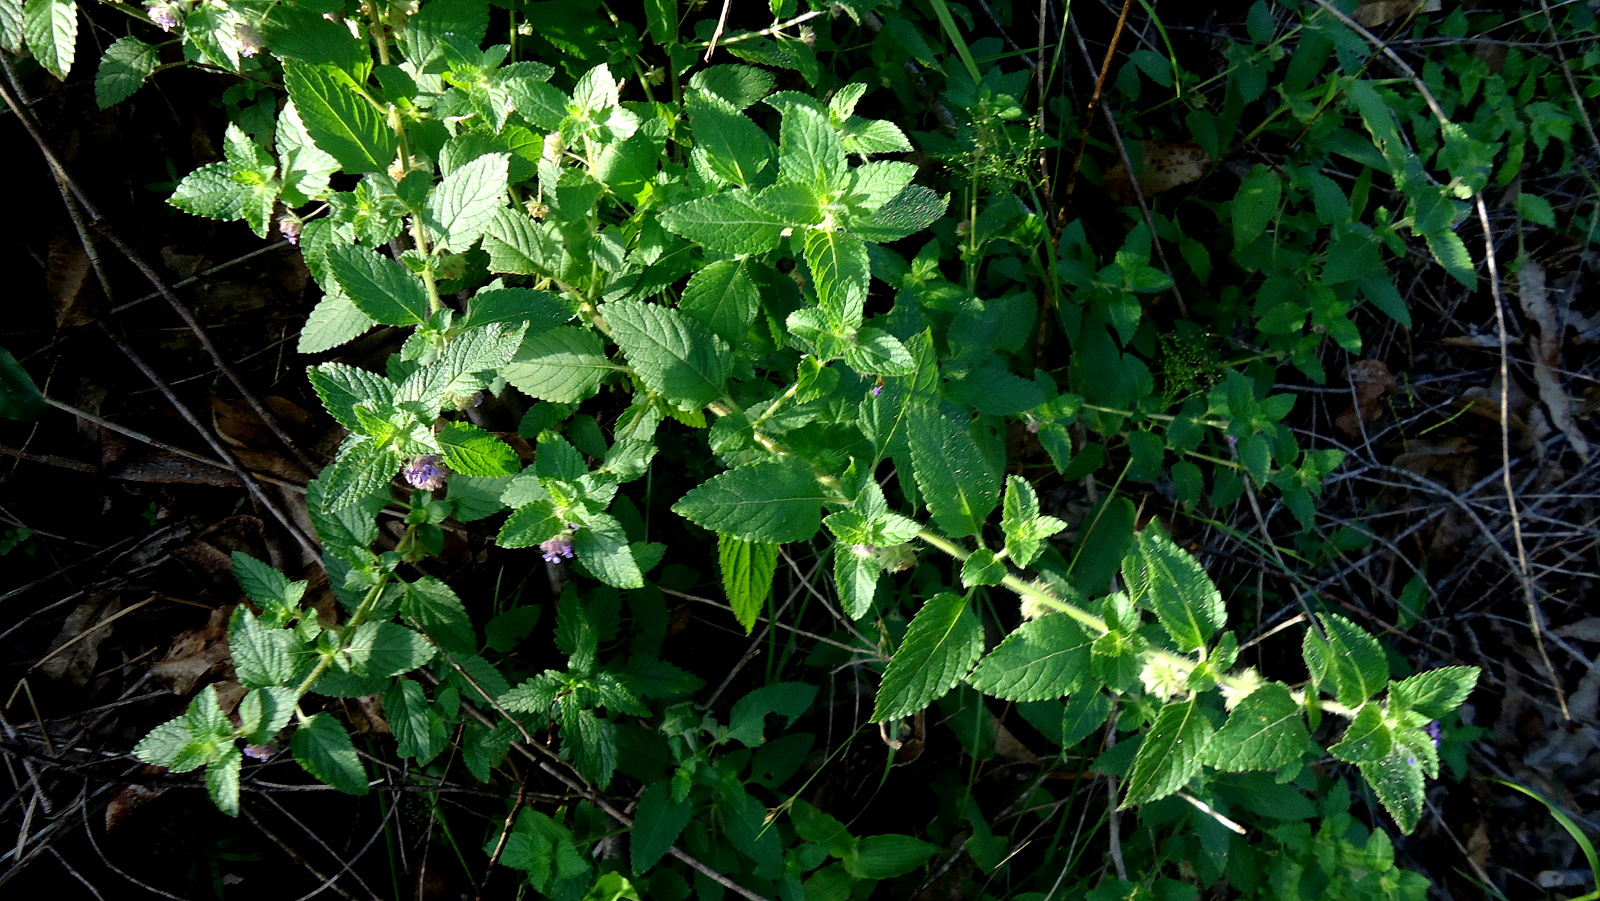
xmin=843 ymin=834 xmax=939 ymax=880
xmin=844 ymin=329 xmax=915 ymax=377
xmin=423 ymin=152 xmax=508 ymax=251
xmin=284 ymin=61 xmax=397 ymax=174
xmin=1305 ymin=613 xmax=1389 ymax=707
xmin=631 ymin=781 xmax=690 ymax=874
xmin=230 ymin=551 xmax=305 ymax=615
xmin=239 ymin=686 xmax=295 ymax=745
xmin=1121 ymin=524 xmax=1224 ymax=653
xmin=386 ymin=679 xmax=447 ymax=765
xmin=1329 ymin=702 xmax=1392 ymax=763
xmin=1389 ymin=666 xmax=1478 ymax=720
xmin=672 ymin=458 xmax=827 ymax=544
xmin=502 ymin=326 xmax=611 ymax=403
xmin=843 ymin=185 xmax=947 ymax=244
xmin=1199 ymin=682 xmax=1309 ymax=771
xmin=402 ymin=576 xmax=476 ymax=655
xmin=846 ymin=161 xmax=917 ymax=212
xmin=777 ymin=103 xmax=846 ymax=193
xmin=566 ymin=707 xmax=617 ymax=788
xmin=328 ymin=243 xmax=431 ymax=326
xmin=834 ymin=543 xmax=880 ymax=619
xmin=1000 ymin=476 xmax=1065 ymax=567
xmin=1121 ymin=698 xmax=1213 ymax=806
xmin=679 ymin=260 xmax=758 ymax=346
xmin=437 ymin=422 xmax=519 ymax=476
xmin=657 ymin=182 xmax=817 ymax=254
xmin=0 ymin=0 xmax=21 ymax=53
xmin=803 ymin=227 xmax=868 ymax=326
xmin=603 ymin=301 xmax=732 ymax=409
xmin=465 ymin=287 xmax=571 ymax=332
xmin=134 ymin=715 xmax=192 ymax=768
xmin=966 ymin=615 xmax=1093 ymax=702
xmin=307 ymin=362 xmax=395 ymax=432
xmin=1232 ymin=164 xmax=1279 ymax=249
xmin=291 ymin=713 xmax=370 ymax=795
xmin=277 ymin=100 xmax=342 ymax=206
xmin=1424 ymin=228 xmax=1477 ymax=289
xmin=1358 ymin=749 xmax=1425 ymax=833
xmin=167 ymin=163 xmax=259 ymax=226
xmin=959 ymin=548 xmax=1007 ymax=587
xmin=397 ymin=322 xmax=523 ymax=408
xmin=298 ymin=290 xmax=376 ymax=353
xmin=229 ymin=606 xmax=296 ymax=688
xmin=347 ymin=622 xmax=435 ymax=677
xmin=206 ymin=748 xmax=242 ymax=817
xmin=572 ymin=515 xmax=644 ymax=589
xmin=95 ymin=36 xmax=155 ymax=108
xmin=719 ymin=534 xmax=777 ymax=633
xmin=728 ymin=682 xmax=816 ymax=746
xmin=688 ymin=100 xmax=774 ymax=189
xmin=482 ymin=209 xmax=566 ymax=277
xmin=873 ymin=593 xmax=983 ymax=721
xmin=22 ymin=0 xmax=74 ymax=81
xmin=908 ymin=404 xmax=999 ymax=538
xmin=318 ymin=440 xmax=403 ymax=512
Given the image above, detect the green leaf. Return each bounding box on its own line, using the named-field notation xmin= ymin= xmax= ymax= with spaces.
xmin=206 ymin=748 xmax=242 ymax=817
xmin=657 ymin=183 xmax=816 ymax=254
xmin=1121 ymin=698 xmax=1213 ymax=806
xmin=844 ymin=329 xmax=915 ymax=377
xmin=347 ymin=621 xmax=436 ymax=677
xmin=966 ymin=615 xmax=1093 ymax=702
xmin=777 ymin=103 xmax=846 ymax=193
xmin=1329 ymin=702 xmax=1393 ymax=763
xmin=1232 ymin=164 xmax=1279 ymax=250
xmin=843 ymin=185 xmax=947 ymax=244
xmin=908 ymin=404 xmax=1000 ymax=539
xmin=719 ymin=534 xmax=777 ymax=633
xmin=803 ymin=228 xmax=867 ymax=325
xmin=438 ymin=422 xmax=519 ymax=476
xmin=298 ymin=291 xmax=377 ymax=353
xmin=603 ymin=301 xmax=732 ymax=409
xmin=502 ymin=326 xmax=611 ymax=403
xmin=1423 ymin=228 xmax=1477 ymax=289
xmin=1000 ymin=476 xmax=1067 ymax=567
xmin=727 ymin=682 xmax=816 ymax=746
xmin=329 ymin=243 xmax=431 ymax=326
xmin=239 ymin=687 xmax=295 ymax=745
xmin=291 ymin=713 xmax=370 ymax=795
xmin=1389 ymin=666 xmax=1478 ymax=720
xmin=1358 ymin=748 xmax=1425 ymax=833
xmin=423 ymin=152 xmax=508 ymax=251
xmin=465 ymin=287 xmax=571 ymax=332
xmin=402 ymin=576 xmax=476 ymax=655
xmin=483 ymin=209 xmax=566 ymax=278
xmin=307 ymin=362 xmax=394 ymax=432
xmin=572 ymin=514 xmax=644 ymax=589
xmin=1516 ymin=192 xmax=1556 ymax=228
xmin=167 ymin=163 xmax=267 ymax=231
xmin=566 ymin=707 xmax=617 ymax=788
xmin=134 ymin=715 xmax=192 ymax=769
xmin=229 ymin=606 xmax=296 ymax=688
xmin=843 ymin=834 xmax=939 ymax=880
xmin=386 ymin=679 xmax=447 ymax=765
xmin=959 ymin=548 xmax=1006 ymax=587
xmin=0 ymin=0 xmax=21 ymax=53
xmin=873 ymin=593 xmax=984 ymax=721
xmin=679 ymin=260 xmax=759 ymax=346
xmin=1121 ymin=524 xmax=1224 ymax=653
xmin=631 ymin=781 xmax=690 ymax=874
xmin=22 ymin=0 xmax=74 ymax=81
xmin=396 ymin=322 xmax=523 ymax=408
xmin=834 ymin=545 xmax=880 ymax=619
xmin=1304 ymin=613 xmax=1389 ymax=707
xmin=0 ymin=345 xmax=45 ymax=420
xmin=672 ymin=458 xmax=828 ymax=544
xmin=688 ymin=100 xmax=774 ymax=189
xmin=1199 ymin=682 xmax=1309 ymax=771
xmin=230 ymin=552 xmax=305 ymax=616
xmin=284 ymin=61 xmax=397 ymax=175
xmin=95 ymin=36 xmax=155 ymax=108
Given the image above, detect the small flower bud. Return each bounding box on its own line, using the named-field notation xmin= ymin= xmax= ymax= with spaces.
xmin=235 ymin=22 xmax=263 ymax=57
xmin=278 ymin=214 xmax=302 ymax=245
xmin=243 ymin=744 xmax=277 ymax=761
xmin=540 ymin=532 xmax=575 ymax=563
xmin=1424 ymin=720 xmax=1442 ymax=747
xmin=146 ymin=1 xmax=181 ymax=31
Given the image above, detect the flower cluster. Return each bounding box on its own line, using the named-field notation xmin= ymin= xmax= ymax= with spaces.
xmin=145 ymin=1 xmax=181 ymax=31
xmin=402 ymin=456 xmax=446 ymax=491
xmin=540 ymin=523 xmax=581 ymax=563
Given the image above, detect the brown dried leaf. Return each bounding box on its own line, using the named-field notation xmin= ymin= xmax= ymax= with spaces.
xmin=1355 ymin=0 xmax=1439 ymax=27
xmin=1517 ymin=261 xmax=1591 ymax=462
xmin=106 ymin=770 xmax=169 ymax=830
xmin=39 ymin=592 xmax=122 ymax=685
xmin=47 ymin=230 xmax=101 ymax=329
xmin=211 ymin=396 xmax=315 ymax=483
xmin=150 ymin=605 xmax=233 ymax=693
xmin=1105 ymin=141 xmax=1209 ymax=205
xmin=1336 ymin=359 xmax=1398 ymax=438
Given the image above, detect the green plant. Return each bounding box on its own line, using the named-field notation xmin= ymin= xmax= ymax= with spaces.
xmin=12 ymin=0 xmax=1566 ymax=896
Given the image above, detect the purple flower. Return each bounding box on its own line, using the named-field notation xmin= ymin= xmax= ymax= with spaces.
xmin=849 ymin=543 xmax=877 ymax=559
xmin=1425 ymin=720 xmax=1442 ymax=747
xmin=146 ymin=2 xmax=180 ymax=31
xmin=235 ymin=22 xmax=263 ymax=57
xmin=540 ymin=523 xmax=580 ymax=563
xmin=402 ymin=456 xmax=446 ymax=491
xmin=1026 ymin=420 xmax=1040 ymax=434
xmin=278 ymin=214 xmax=302 ymax=245
xmin=243 ymin=744 xmax=277 ymax=761
xmin=870 ymin=384 xmax=883 ymax=397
